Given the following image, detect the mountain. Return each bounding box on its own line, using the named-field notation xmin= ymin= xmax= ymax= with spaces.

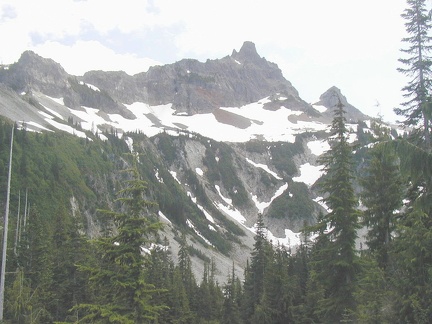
xmin=0 ymin=42 xmax=391 ymax=281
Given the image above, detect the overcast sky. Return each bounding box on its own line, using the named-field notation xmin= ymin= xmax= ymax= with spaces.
xmin=0 ymin=0 xmax=423 ymax=123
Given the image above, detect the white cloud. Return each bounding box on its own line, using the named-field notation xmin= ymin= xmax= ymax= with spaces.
xmin=0 ymin=0 xmax=417 ymax=123
xmin=32 ymin=40 xmax=161 ymax=75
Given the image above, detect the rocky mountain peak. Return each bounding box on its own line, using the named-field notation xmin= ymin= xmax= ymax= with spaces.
xmin=81 ymin=42 xmax=308 ymax=114
xmin=318 ymin=86 xmax=348 ymax=107
xmin=232 ymin=41 xmax=262 ymax=63
xmin=316 ymin=86 xmax=368 ymax=121
xmin=0 ymin=50 xmax=70 ymax=97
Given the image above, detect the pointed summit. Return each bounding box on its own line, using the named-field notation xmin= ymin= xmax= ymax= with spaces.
xmin=318 ymin=86 xmax=348 ymax=109
xmin=231 ymin=41 xmax=262 ymax=63
xmin=315 ymin=86 xmax=368 ymax=121
xmin=0 ymin=50 xmax=70 ymax=96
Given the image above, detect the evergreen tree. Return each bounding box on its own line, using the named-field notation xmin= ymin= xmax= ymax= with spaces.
xmin=166 ymin=267 xmax=194 ymax=323
xmin=311 ymin=99 xmax=360 ymax=322
xmin=360 ymin=127 xmax=403 ymax=269
xmin=196 ymin=260 xmax=223 ymax=322
xmin=221 ymin=265 xmax=242 ymax=324
xmin=50 ymin=206 xmax=92 ymax=322
xmin=396 ymin=0 xmax=432 ymax=148
xmin=258 ymin=244 xmax=292 ymax=324
xmin=388 ymin=1 xmax=432 ymax=319
xmin=354 ymin=256 xmax=393 ymax=323
xmin=177 ymin=232 xmax=198 ymax=314
xmin=75 ymin=155 xmax=165 ymax=323
xmin=146 ymin=238 xmax=172 ymax=322
xmin=241 ymin=213 xmax=272 ymax=321
xmin=14 ymin=207 xmax=54 ymax=323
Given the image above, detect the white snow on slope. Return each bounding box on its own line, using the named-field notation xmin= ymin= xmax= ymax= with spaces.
xmin=307 ymin=139 xmax=330 ymax=156
xmin=79 ymin=81 xmax=100 ymax=92
xmin=69 ymin=106 xmax=106 ymax=131
xmin=246 ymin=158 xmax=282 ymax=180
xmin=187 ymin=192 xmax=216 ymax=224
xmin=169 ymin=170 xmax=181 ymax=184
xmin=214 ymin=182 xmax=301 ymax=248
xmin=252 ymin=183 xmax=288 ymax=214
xmin=158 ymin=211 xmax=172 ymax=224
xmin=186 ymin=219 xmax=213 ymax=246
xmin=266 ymin=228 xmax=301 ymax=247
xmin=43 ymin=106 xmax=64 ymax=120
xmin=47 ymin=96 xmax=65 ymax=106
xmin=45 ymin=118 xmax=87 ymax=138
xmin=37 ymin=95 xmax=330 ymax=144
xmin=25 ymin=121 xmax=53 ymax=132
xmin=312 ymin=104 xmax=327 ymax=113
xmin=293 ymin=163 xmax=323 ymax=187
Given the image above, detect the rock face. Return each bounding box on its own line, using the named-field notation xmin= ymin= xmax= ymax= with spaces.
xmin=82 ymin=41 xmax=310 ymax=114
xmin=0 ymin=51 xmax=70 ymax=97
xmin=0 ymin=51 xmax=135 ymax=118
xmin=0 ymin=43 xmax=368 ymax=122
xmin=0 ymin=41 xmax=380 ymax=281
xmin=316 ymin=86 xmax=368 ymax=122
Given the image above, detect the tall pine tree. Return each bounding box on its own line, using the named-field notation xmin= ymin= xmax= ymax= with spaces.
xmin=75 ymin=155 xmax=165 ymax=323
xmin=396 ymin=0 xmax=432 ymax=148
xmin=360 ymin=124 xmax=403 ymax=269
xmin=311 ymin=98 xmax=360 ymax=322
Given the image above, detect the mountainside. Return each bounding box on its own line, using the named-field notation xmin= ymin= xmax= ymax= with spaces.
xmin=0 ymin=42 xmax=395 ymax=280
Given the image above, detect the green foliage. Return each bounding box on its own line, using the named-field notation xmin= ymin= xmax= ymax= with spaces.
xmin=202 ymin=141 xmax=249 ymax=208
xmin=396 ymin=0 xmax=432 ymax=147
xmin=153 ymin=132 xmax=181 ymax=165
xmin=75 ymin=156 xmax=166 ymax=323
xmin=310 ymin=99 xmax=361 ymax=322
xmin=267 ymin=181 xmax=314 ymax=221
xmin=360 ymin=141 xmax=403 ymax=269
xmin=269 ymin=138 xmax=304 ymax=177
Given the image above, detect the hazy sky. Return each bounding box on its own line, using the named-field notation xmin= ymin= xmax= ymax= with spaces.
xmin=0 ymin=0 xmax=422 ymax=122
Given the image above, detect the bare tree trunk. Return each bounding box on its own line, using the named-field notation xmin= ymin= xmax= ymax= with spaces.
xmin=14 ymin=191 xmax=21 ymax=257
xmin=0 ymin=127 xmax=14 ymax=321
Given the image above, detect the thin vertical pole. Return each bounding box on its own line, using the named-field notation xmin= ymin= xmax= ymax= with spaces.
xmin=14 ymin=191 xmax=20 ymax=256
xmin=0 ymin=127 xmax=14 ymax=321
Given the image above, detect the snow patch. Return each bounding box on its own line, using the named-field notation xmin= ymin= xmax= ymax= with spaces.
xmin=79 ymin=81 xmax=100 ymax=92
xmin=186 ymin=219 xmax=213 ymax=246
xmin=46 ymin=95 xmax=65 ymax=106
xmin=155 ymin=168 xmax=163 ymax=183
xmin=170 ymin=170 xmax=181 ymax=184
xmin=307 ymin=139 xmax=330 ymax=156
xmin=158 ymin=211 xmax=172 ymax=224
xmin=312 ymin=104 xmax=327 ymax=113
xmin=293 ymin=163 xmax=323 ymax=187
xmin=216 ymin=203 xmax=247 ymax=225
xmin=125 ymin=136 xmax=134 ymax=152
xmin=313 ymin=196 xmax=331 ymax=212
xmin=215 ymin=185 xmax=232 ymax=205
xmin=246 ymin=158 xmax=282 ymax=180
xmin=252 ymin=183 xmax=288 ymax=213
xmin=45 ymin=118 xmax=87 ymax=138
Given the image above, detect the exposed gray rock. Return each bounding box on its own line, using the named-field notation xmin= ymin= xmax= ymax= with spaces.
xmin=0 ymin=51 xmax=135 ymax=119
xmin=81 ymin=41 xmax=312 ymax=115
xmin=315 ymin=86 xmax=368 ymax=122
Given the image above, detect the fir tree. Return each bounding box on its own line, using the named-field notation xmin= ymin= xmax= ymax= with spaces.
xmin=75 ymin=155 xmax=165 ymax=323
xmin=241 ymin=213 xmax=272 ymax=321
xmin=311 ymin=98 xmax=360 ymax=322
xmin=396 ymin=0 xmax=432 ymax=148
xmin=360 ymin=127 xmax=403 ymax=269
xmin=177 ymin=232 xmax=198 ymax=314
xmin=259 ymin=244 xmax=292 ymax=324
xmin=221 ymin=264 xmax=242 ymax=324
